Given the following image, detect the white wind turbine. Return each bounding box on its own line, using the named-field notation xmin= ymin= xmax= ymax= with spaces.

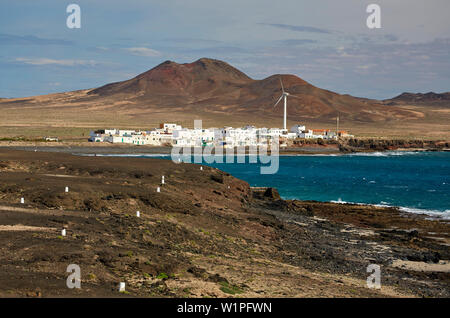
xmin=273 ymin=77 xmax=300 ymax=130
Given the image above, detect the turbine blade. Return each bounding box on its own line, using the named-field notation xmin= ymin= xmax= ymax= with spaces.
xmin=280 ymin=77 xmax=285 ymax=93
xmin=273 ymin=95 xmax=283 ymax=108
xmin=289 ymin=94 xmax=301 ymax=100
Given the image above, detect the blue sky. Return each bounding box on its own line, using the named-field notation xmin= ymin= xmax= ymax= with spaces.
xmin=0 ymin=0 xmax=449 ymax=99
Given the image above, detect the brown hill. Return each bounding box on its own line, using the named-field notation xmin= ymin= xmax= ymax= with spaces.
xmin=89 ymin=58 xmax=252 ymax=98
xmin=83 ymin=58 xmax=420 ymax=123
xmin=385 ymin=92 xmax=450 ymax=106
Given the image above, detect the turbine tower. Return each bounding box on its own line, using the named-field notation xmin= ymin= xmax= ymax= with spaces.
xmin=273 ymin=77 xmax=300 ymax=130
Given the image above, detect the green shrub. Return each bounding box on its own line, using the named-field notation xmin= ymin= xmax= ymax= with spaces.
xmin=219 ymin=281 xmax=243 ymax=295
xmin=157 ymin=273 xmax=169 ymax=280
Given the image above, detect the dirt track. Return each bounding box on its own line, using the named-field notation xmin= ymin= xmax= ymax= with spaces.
xmin=0 ymin=149 xmax=448 ymax=297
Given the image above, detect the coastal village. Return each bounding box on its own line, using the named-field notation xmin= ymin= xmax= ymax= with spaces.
xmin=88 ymin=123 xmax=353 ymax=147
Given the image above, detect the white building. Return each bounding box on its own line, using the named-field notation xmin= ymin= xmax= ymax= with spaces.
xmin=111 ymin=135 xmax=133 ymax=144
xmin=105 ymin=129 xmax=118 ymax=135
xmin=298 ymin=129 xmax=314 ymax=139
xmin=160 ymin=123 xmax=182 ymax=133
xmin=173 ymin=128 xmax=216 ymax=147
xmin=285 ymin=132 xmax=297 ymax=139
xmin=89 ymin=122 xmax=348 ymax=146
xmin=290 ymin=125 xmax=306 ymax=134
xmin=173 ymin=128 xmax=199 ymax=146
xmin=214 ymin=127 xmax=259 ymax=147
xmin=118 ymin=130 xmax=137 ymax=137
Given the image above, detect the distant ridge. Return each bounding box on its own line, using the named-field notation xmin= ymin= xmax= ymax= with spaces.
xmin=385 ymin=92 xmax=450 ymax=106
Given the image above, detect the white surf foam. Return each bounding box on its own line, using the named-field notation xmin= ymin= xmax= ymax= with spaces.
xmin=398 ymin=207 xmax=450 ymax=220
xmin=329 ymin=200 xmax=450 ymax=220
xmin=345 ymin=151 xmax=421 ymax=157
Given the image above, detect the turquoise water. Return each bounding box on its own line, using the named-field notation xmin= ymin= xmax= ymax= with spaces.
xmin=200 ymin=151 xmax=450 ymax=218
xmin=95 ymin=151 xmax=450 ymax=218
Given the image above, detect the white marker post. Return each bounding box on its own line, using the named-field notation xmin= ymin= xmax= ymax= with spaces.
xmin=65 ymin=186 xmax=69 ymax=193
xmin=200 ymin=166 xmax=203 ymax=171
xmin=136 ymin=211 xmax=140 ymax=218
xmin=62 ymin=228 xmax=66 ymax=237
xmin=157 ymin=187 xmax=160 ymax=193
xmin=119 ymin=282 xmax=126 ymax=292
xmin=20 ymin=197 xmax=24 ymax=204
xmin=161 ymin=176 xmax=165 ymax=185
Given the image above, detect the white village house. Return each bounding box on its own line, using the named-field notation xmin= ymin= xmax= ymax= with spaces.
xmin=89 ymin=122 xmax=352 ymax=147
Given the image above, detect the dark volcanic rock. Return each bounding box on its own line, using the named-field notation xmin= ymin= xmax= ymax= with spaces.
xmin=406 ymin=251 xmax=441 ymax=264
xmin=210 ymin=173 xmax=224 ymax=183
xmin=263 ymin=187 xmax=281 ymax=200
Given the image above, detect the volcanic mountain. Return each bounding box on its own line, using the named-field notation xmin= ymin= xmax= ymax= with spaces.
xmin=90 ymin=59 xmax=252 ymax=98
xmin=81 ymin=58 xmax=418 ymax=123
xmin=0 ymin=58 xmax=426 ymax=132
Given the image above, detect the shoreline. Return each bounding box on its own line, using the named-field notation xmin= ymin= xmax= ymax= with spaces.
xmin=1 ymin=144 xmax=448 ymax=221
xmin=327 ymin=200 xmax=450 ymax=221
xmin=1 ymin=143 xmax=448 ymax=156
xmin=0 ymin=148 xmax=448 ymax=297
xmin=82 ymin=151 xmax=450 ymax=221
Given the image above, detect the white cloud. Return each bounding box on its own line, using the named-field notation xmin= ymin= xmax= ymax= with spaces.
xmin=15 ymin=58 xmax=98 ymax=66
xmin=125 ymin=47 xmax=161 ymax=57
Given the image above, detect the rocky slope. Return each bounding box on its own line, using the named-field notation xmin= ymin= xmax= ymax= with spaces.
xmin=0 ymin=149 xmax=448 ymax=298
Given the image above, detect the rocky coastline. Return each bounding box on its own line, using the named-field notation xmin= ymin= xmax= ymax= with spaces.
xmin=0 ymin=149 xmax=448 ymax=297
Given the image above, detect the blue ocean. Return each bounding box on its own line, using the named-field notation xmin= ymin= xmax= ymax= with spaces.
xmin=97 ymin=151 xmax=450 ymax=219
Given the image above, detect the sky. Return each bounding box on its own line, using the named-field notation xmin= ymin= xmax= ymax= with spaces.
xmin=0 ymin=0 xmax=449 ymax=99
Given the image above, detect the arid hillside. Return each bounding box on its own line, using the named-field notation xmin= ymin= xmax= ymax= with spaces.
xmin=0 ymin=58 xmax=448 ymax=139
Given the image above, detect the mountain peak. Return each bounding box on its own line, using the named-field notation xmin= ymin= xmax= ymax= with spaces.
xmin=160 ymin=60 xmax=178 ymax=65
xmin=195 ymin=57 xmax=220 ymax=63
xmin=89 ymin=58 xmax=252 ymax=97
xmin=154 ymin=58 xmax=242 ymax=72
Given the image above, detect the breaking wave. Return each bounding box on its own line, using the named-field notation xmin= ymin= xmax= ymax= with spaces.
xmin=330 ymin=199 xmax=450 ymax=220
xmin=345 ymin=151 xmax=420 ymax=157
